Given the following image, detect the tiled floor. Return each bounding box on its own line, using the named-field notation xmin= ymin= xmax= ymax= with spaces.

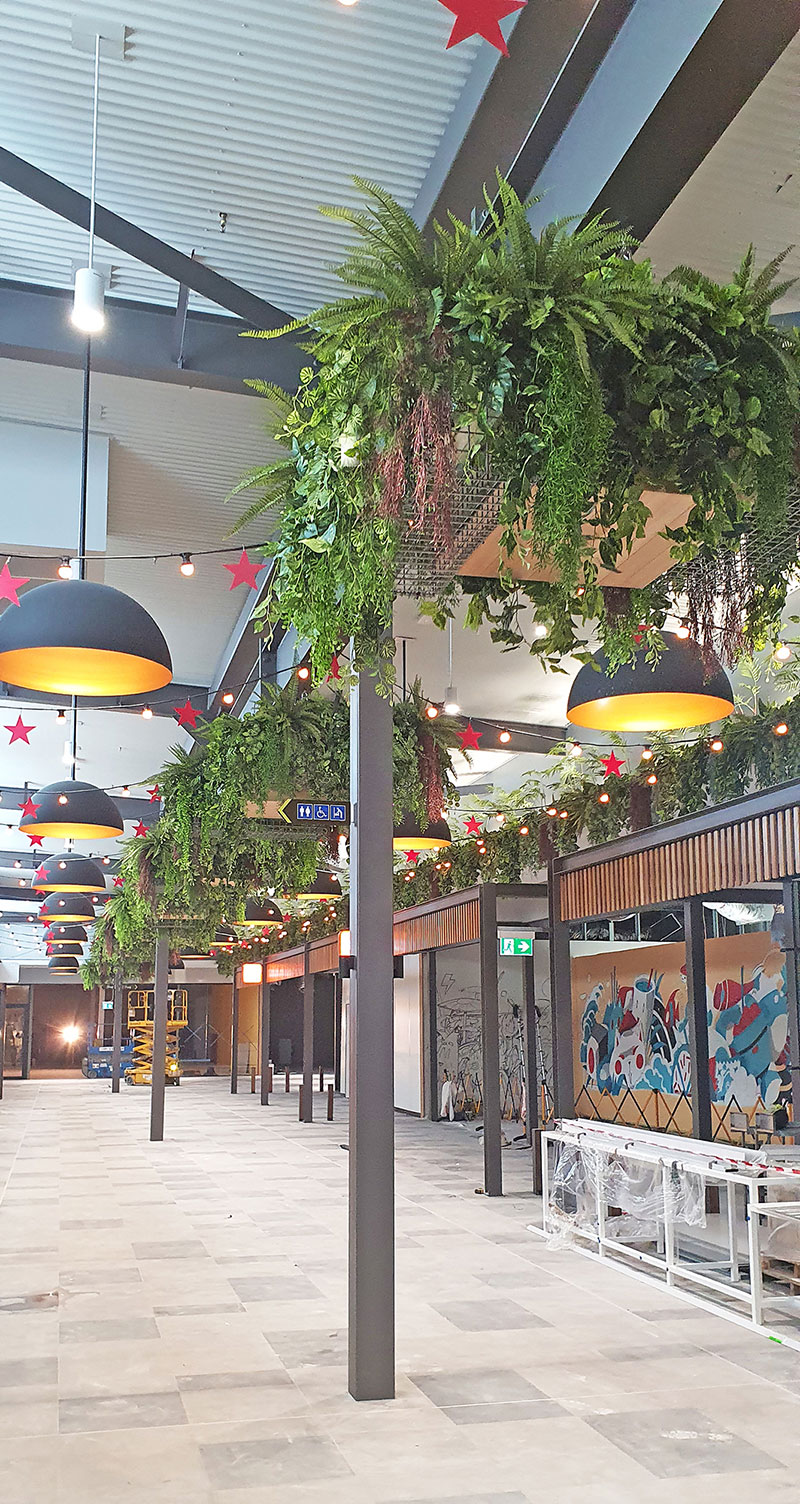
xmin=1 ymin=1079 xmax=799 ymax=1503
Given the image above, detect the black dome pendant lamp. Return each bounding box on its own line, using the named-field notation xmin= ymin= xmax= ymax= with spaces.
xmin=393 ymin=811 xmax=453 ymax=852
xmin=46 ymin=942 xmax=84 ymax=957
xmin=32 ymin=853 xmax=106 ymax=894
xmin=240 ymin=897 xmax=284 ymax=928
xmin=46 ymin=925 xmax=89 ymax=944
xmin=37 ymin=892 xmax=96 ymax=923
xmin=48 ymin=956 xmax=80 ymax=974
xmin=566 ymin=632 xmax=735 ymax=733
xmin=20 ymin=780 xmax=123 ymax=841
xmin=283 ymin=870 xmax=343 ymax=903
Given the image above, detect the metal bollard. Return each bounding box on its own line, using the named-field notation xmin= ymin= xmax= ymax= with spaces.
xmin=298 ymin=1085 xmax=304 ymax=1120
xmin=319 ymin=1067 xmax=324 ymax=1092
xmin=327 ymin=1084 xmax=334 ymax=1122
xmin=285 ymin=1068 xmax=290 ymax=1093
xmin=250 ymin=1067 xmax=256 ymax=1093
xmin=267 ymin=1065 xmax=273 ymax=1093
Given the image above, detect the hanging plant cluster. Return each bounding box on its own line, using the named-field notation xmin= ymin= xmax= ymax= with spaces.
xmin=81 ymin=678 xmax=460 ymax=986
xmin=234 ymin=179 xmax=800 ymax=681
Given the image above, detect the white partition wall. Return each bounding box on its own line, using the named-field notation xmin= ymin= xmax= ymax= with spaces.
xmin=394 ymin=955 xmax=422 ymax=1115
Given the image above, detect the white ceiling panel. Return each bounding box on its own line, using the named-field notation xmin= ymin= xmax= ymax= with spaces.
xmin=0 ymin=0 xmax=482 ymax=315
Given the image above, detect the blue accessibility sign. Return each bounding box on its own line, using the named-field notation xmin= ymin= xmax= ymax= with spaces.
xmin=314 ymin=804 xmax=330 ymax=821
xmin=330 ymin=804 xmax=348 ymax=822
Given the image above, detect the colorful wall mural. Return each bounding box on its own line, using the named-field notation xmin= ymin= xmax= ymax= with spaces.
xmin=572 ymin=932 xmax=789 ymax=1124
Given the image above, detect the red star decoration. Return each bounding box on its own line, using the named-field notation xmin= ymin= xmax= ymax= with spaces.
xmin=464 ymin=815 xmax=483 ymax=836
xmin=223 ymin=548 xmax=267 ymax=591
xmin=633 ymin=622 xmax=650 ymax=647
xmin=406 ymin=850 xmax=420 ymax=865
xmin=0 ymin=561 xmax=30 ymax=607
xmin=26 ymin=832 xmax=43 ymax=847
xmin=18 ymin=795 xmax=40 ymax=819
xmin=601 ymin=751 xmax=625 ymax=778
xmin=175 ymin=699 xmax=200 ymax=729
xmin=113 ymin=875 xmax=124 ymax=887
xmin=328 ymin=655 xmax=341 ymax=682
xmin=458 ymin=721 xmax=482 ymax=752
xmin=5 ymin=715 xmax=34 ymax=745
xmin=147 ymin=785 xmax=160 ymax=803
xmin=132 ymin=821 xmax=148 ymax=838
xmin=438 ymin=0 xmax=526 ymax=54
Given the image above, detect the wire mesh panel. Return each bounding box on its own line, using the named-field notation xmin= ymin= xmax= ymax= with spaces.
xmin=394 ymin=462 xmax=502 ymax=599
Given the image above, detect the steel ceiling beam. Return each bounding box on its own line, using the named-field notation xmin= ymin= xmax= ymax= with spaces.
xmin=586 ymin=0 xmax=800 ymax=238
xmin=0 ymin=283 xmax=303 ymax=393
xmin=0 ymin=146 xmax=291 ymax=332
xmin=423 ymin=0 xmax=637 ymax=231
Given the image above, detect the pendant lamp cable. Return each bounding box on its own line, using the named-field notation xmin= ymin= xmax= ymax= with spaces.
xmin=71 ymin=33 xmax=100 ymax=788
xmin=448 ymin=617 xmax=453 ymax=685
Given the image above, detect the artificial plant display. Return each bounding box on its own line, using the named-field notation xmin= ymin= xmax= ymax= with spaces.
xmin=81 ymin=678 xmax=460 ymax=985
xmin=234 ymin=179 xmax=800 ymax=679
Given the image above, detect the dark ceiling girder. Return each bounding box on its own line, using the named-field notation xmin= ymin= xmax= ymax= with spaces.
xmin=0 ymin=283 xmax=304 ymax=392
xmin=0 ymin=676 xmax=207 ymax=717
xmin=0 ymin=146 xmax=291 ymax=332
xmin=586 ymin=0 xmax=800 ymax=238
xmin=424 ymin=0 xmax=637 ymax=231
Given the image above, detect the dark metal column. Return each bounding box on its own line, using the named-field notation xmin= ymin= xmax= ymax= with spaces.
xmin=684 ymin=898 xmax=712 ymax=1141
xmin=422 ymin=951 xmax=439 ymax=1121
xmin=549 ymin=869 xmax=574 ymax=1118
xmin=302 ymin=948 xmax=314 ymax=1123
xmin=21 ymin=986 xmax=32 ymax=1080
xmin=0 ymin=984 xmax=6 ymax=1100
xmin=149 ymin=931 xmax=169 ymax=1143
xmin=333 ymin=974 xmax=343 ymax=1094
xmin=260 ymin=980 xmax=271 ymax=1106
xmin=348 ymin=659 xmax=395 ymax=1402
xmin=479 ymin=883 xmax=503 ymax=1197
xmin=111 ymin=976 xmax=123 ymax=1094
xmin=782 ymin=879 xmax=800 ymax=1126
xmin=230 ymin=971 xmax=240 ymax=1095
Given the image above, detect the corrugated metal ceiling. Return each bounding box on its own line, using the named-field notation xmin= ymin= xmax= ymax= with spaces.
xmin=0 ymin=0 xmax=482 ymax=316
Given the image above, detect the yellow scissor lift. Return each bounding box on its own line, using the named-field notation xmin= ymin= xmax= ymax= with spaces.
xmin=124 ymin=987 xmax=188 ymax=1087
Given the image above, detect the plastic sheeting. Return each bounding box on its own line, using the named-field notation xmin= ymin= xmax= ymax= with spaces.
xmin=548 ymin=1137 xmax=706 ymax=1245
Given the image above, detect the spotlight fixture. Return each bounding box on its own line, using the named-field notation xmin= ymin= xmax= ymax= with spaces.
xmin=442 ymin=622 xmax=460 ymax=716
xmin=141 ymin=705 xmax=153 ymax=719
xmin=567 ymin=632 xmax=734 ymax=733
xmin=58 ymin=558 xmax=73 ymax=581
xmin=179 ymin=552 xmax=195 ymax=577
xmin=221 ymin=691 xmax=235 ymax=707
xmin=775 ymin=643 xmax=792 ymax=662
xmin=56 ymin=708 xmax=67 ymax=723
xmin=443 ymin=692 xmax=460 ymax=717
xmin=393 ymin=812 xmax=452 ymax=851
xmin=710 ymin=737 xmax=724 ymax=753
xmin=774 ymin=722 xmax=789 ymax=736
xmin=425 ymin=704 xmax=439 ymax=719
xmin=20 ymin=781 xmax=123 ymax=840
xmin=499 ymin=730 xmax=511 ymax=745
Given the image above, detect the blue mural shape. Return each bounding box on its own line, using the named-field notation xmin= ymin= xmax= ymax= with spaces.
xmin=579 ymin=947 xmax=789 ymax=1108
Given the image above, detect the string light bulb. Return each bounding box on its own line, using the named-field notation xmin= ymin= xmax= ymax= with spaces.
xmin=426 ymin=704 xmax=439 ymax=719
xmin=598 ymin=791 xmax=610 ymax=804
xmin=57 ymin=794 xmax=68 ymax=806
xmin=641 ymin=745 xmax=654 ymax=762
xmin=774 ymin=722 xmax=789 ymax=736
xmin=647 ymin=772 xmax=658 ymax=785
xmin=775 ymin=643 xmax=792 ymax=662
xmin=676 ymin=623 xmax=691 ymax=640
xmin=222 ymin=691 xmax=235 ymax=707
xmin=56 ymin=708 xmax=67 ymax=723
xmin=179 ymin=553 xmax=195 ymax=577
xmin=519 ymin=825 xmax=529 ymax=836
xmin=710 ymin=736 xmax=724 ymax=753
xmin=141 ymin=705 xmax=153 ymax=719
xmin=57 ymin=558 xmax=72 ymax=581
xmin=499 ymin=730 xmax=511 ymax=744
xmin=296 ymin=665 xmax=310 ymax=681
xmin=568 ymin=740 xmax=583 ymax=758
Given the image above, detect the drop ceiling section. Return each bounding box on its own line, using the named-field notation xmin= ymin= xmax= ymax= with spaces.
xmin=0 ymin=0 xmax=481 ymax=315
xmin=642 ymin=29 xmax=800 ymax=312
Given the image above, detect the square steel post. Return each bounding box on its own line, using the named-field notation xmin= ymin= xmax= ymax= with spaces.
xmin=260 ymin=980 xmax=271 ymax=1105
xmin=422 ymin=951 xmax=439 ymax=1121
xmin=549 ymin=868 xmax=574 ymax=1119
xmin=684 ymin=898 xmax=712 ymax=1141
xmin=230 ymin=970 xmax=240 ymax=1094
xmin=333 ymin=974 xmax=343 ymax=1094
xmin=523 ymin=957 xmax=542 ymax=1192
xmin=111 ymin=975 xmax=123 ymax=1094
xmin=479 ymin=883 xmax=503 ymax=1196
xmin=0 ymin=984 xmax=6 ymax=1100
xmin=348 ymin=659 xmax=395 ymax=1402
xmin=302 ymin=948 xmax=314 ymax=1123
xmin=149 ymin=931 xmax=169 ymax=1143
xmin=782 ymin=880 xmax=800 ymax=1125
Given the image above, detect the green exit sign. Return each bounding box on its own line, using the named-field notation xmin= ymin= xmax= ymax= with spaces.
xmin=500 ymin=937 xmax=533 ymax=956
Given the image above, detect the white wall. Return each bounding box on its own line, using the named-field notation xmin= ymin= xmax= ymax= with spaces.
xmin=339 ymin=963 xmax=423 ymax=1115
